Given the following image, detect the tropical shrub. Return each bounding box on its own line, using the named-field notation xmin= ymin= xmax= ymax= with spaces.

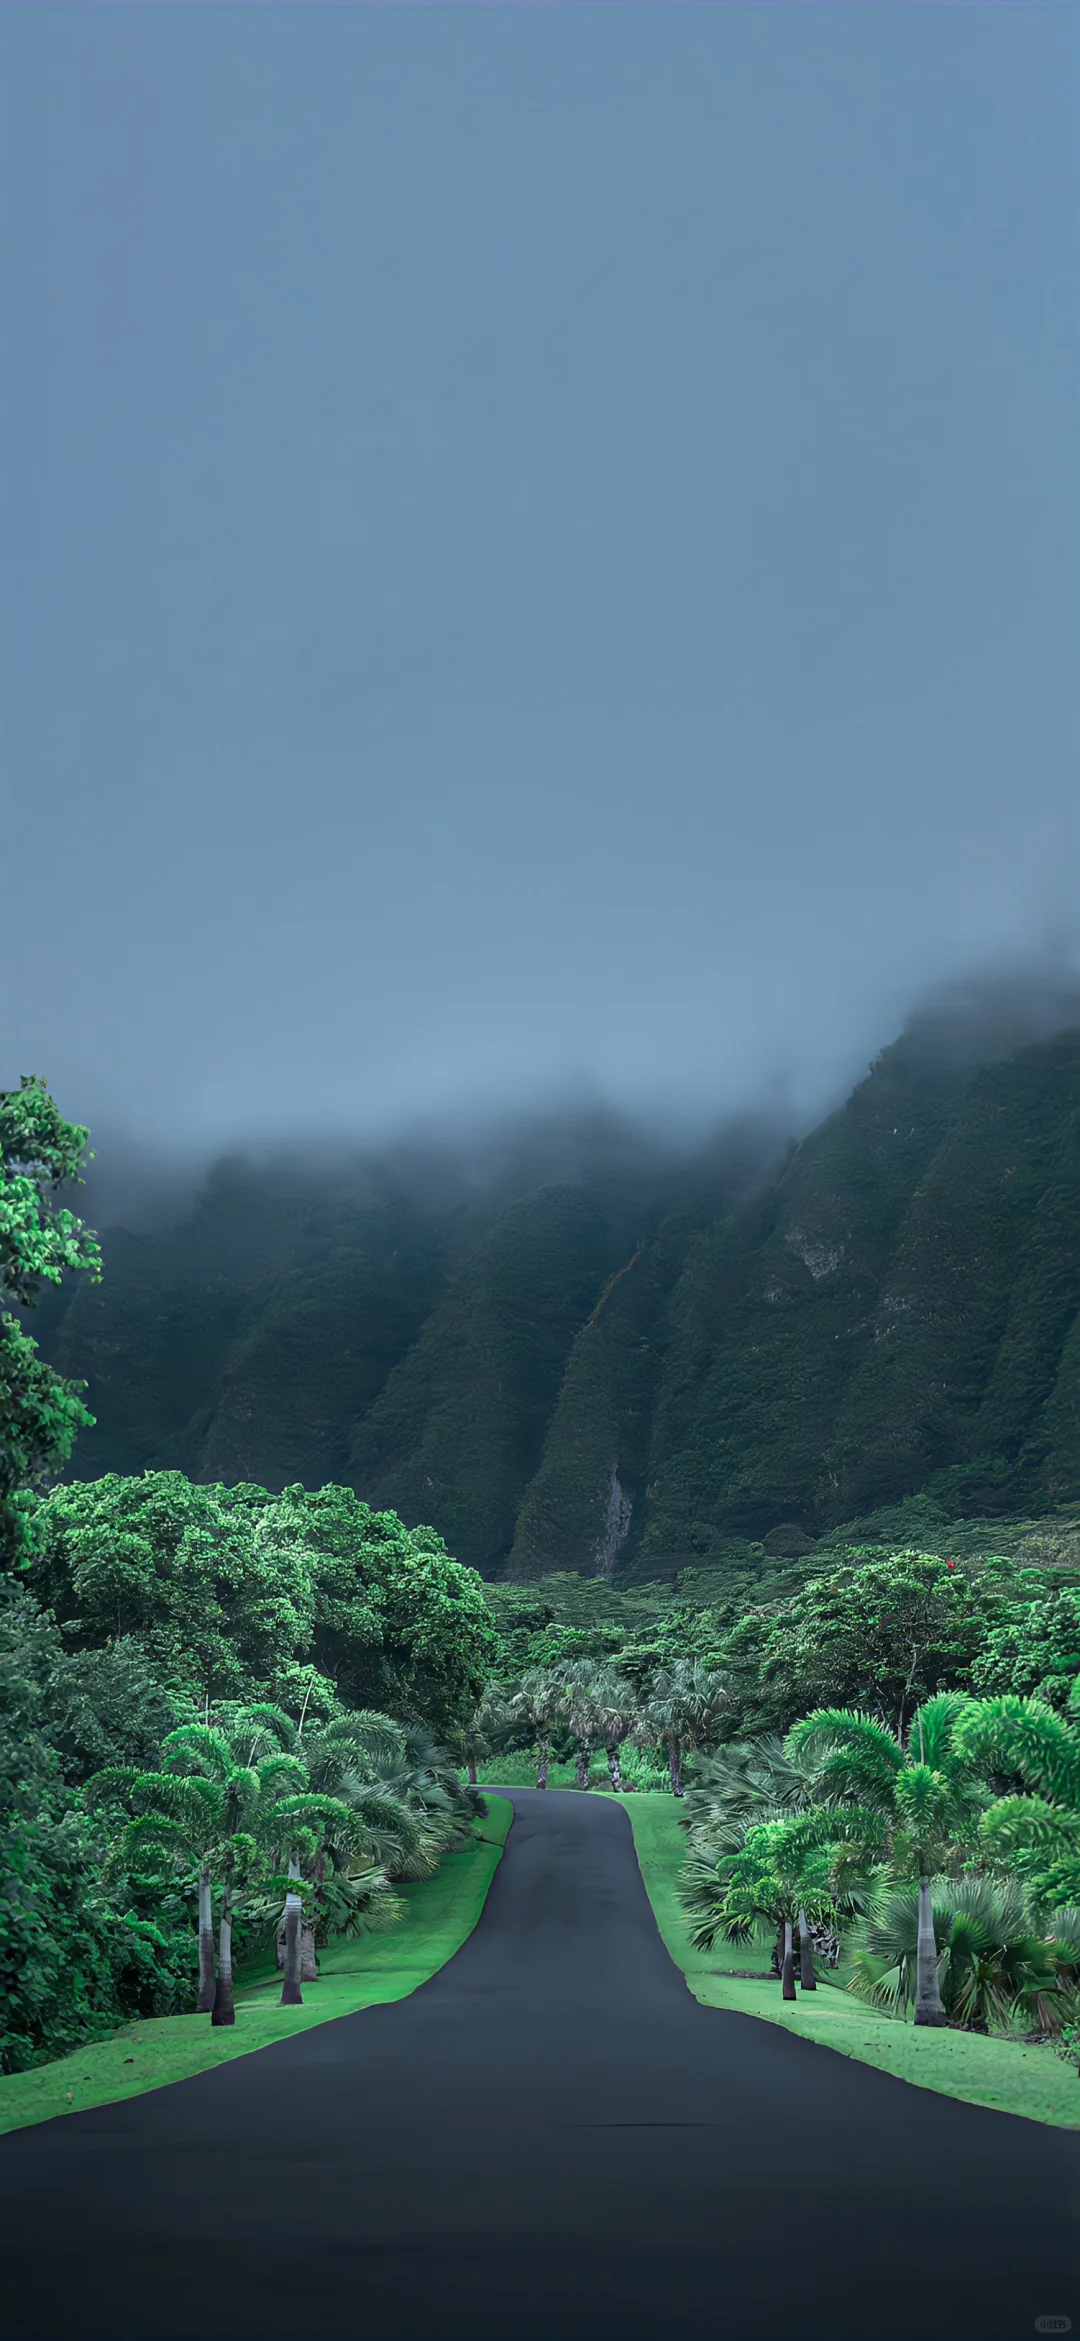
xmin=845 ymin=1877 xmax=1080 ymax=2033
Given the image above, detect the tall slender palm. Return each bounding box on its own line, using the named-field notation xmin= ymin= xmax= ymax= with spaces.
xmin=682 ymin=1736 xmax=820 ymax=1984
xmin=847 ymin=1875 xmax=1080 ymax=2032
xmin=228 ymin=1704 xmax=427 ymax=1956
xmin=86 ymin=1723 xmax=331 ymax=2021
xmin=589 ymin=1671 xmax=639 ymax=1792
xmin=682 ymin=1814 xmax=834 ymax=1998
xmin=786 ymin=1693 xmax=985 ymax=2026
xmin=556 ymin=1660 xmax=606 ymax=1790
xmin=510 ymin=1669 xmax=569 ymax=1789
xmin=638 ymin=1659 xmax=728 ymax=1797
xmin=86 ymin=1761 xmax=221 ymax=2011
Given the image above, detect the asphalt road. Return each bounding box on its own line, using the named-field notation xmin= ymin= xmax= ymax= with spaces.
xmin=1 ymin=1789 xmax=1077 ymax=2341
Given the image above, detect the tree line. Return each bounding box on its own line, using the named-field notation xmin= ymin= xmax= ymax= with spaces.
xmin=455 ymin=1563 xmax=1080 ymax=2060
xmin=5 ymin=1076 xmax=1080 ymax=2074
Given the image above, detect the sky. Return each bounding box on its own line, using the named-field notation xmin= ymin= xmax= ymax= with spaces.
xmin=2 ymin=2 xmax=1078 ymax=1175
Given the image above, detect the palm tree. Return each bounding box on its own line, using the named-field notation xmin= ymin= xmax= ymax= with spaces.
xmin=682 ymin=1736 xmax=827 ymax=1986
xmin=681 ymin=1734 xmax=809 ymax=1847
xmin=228 ymin=1704 xmax=433 ymax=1959
xmin=846 ymin=1876 xmax=1080 ymax=2033
xmin=786 ymin=1693 xmax=986 ymax=2026
xmin=510 ymin=1669 xmax=569 ymax=1789
xmin=446 ymin=1685 xmax=512 ymax=1785
xmin=587 ymin=1671 xmax=639 ymax=1791
xmin=682 ymin=1815 xmax=834 ymax=1998
xmin=86 ymin=1760 xmax=222 ymax=2012
xmin=638 ymin=1659 xmax=728 ymax=1797
xmin=357 ymin=1720 xmax=483 ymax=1874
xmin=163 ymin=1720 xmax=338 ymax=2015
xmin=87 ymin=1722 xmax=355 ymax=2019
xmin=953 ymin=1690 xmax=1080 ymax=1808
xmin=555 ymin=1660 xmax=607 ymax=1790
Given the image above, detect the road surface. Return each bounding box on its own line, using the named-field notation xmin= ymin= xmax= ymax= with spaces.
xmin=1 ymin=1789 xmax=1077 ymax=2340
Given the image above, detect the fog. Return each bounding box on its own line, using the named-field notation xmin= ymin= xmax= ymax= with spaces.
xmin=3 ymin=7 xmax=1077 ymax=1206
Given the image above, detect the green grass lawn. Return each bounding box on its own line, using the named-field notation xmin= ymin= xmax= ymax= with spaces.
xmin=0 ymin=1799 xmax=513 ymax=2139
xmin=474 ymin=1753 xmax=669 ymax=1792
xmin=625 ymin=1794 xmax=1080 ymax=2130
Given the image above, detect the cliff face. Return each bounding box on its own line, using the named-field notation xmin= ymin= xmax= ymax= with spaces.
xmin=38 ymin=1022 xmax=1080 ymax=1577
xmin=628 ymin=1028 xmax=1080 ymax=1566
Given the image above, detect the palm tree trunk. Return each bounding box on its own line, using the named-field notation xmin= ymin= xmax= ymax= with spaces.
xmin=668 ymin=1737 xmax=683 ymax=1797
xmin=313 ymin=1846 xmax=328 ymax=1934
xmin=467 ymin=1759 xmax=478 ymax=1785
xmin=607 ymin=1747 xmax=622 ymax=1791
xmin=280 ymin=1855 xmax=304 ymax=2005
xmin=781 ymin=1918 xmax=797 ymax=2001
xmin=211 ymin=1884 xmax=235 ymax=2026
xmin=914 ymin=1875 xmax=946 ymax=2026
xmin=196 ymin=1869 xmax=216 ymax=2013
xmin=536 ymin=1739 xmax=549 ymax=1789
xmin=574 ymin=1746 xmax=590 ymax=1790
xmin=798 ymin=1907 xmax=817 ymax=1991
xmin=772 ymin=1920 xmax=785 ymax=1979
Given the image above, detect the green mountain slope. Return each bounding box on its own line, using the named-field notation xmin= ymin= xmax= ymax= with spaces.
xmin=630 ymin=1027 xmax=1080 ymax=1568
xmin=34 ymin=1014 xmax=1080 ymax=1577
xmin=348 ymin=1181 xmax=639 ymax=1575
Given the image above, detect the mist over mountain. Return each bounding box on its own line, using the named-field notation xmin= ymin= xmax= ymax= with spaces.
xmin=5 ymin=7 xmax=1076 ymax=1177
xmin=33 ymin=971 xmax=1080 ymax=1582
xmin=5 ymin=4 xmax=1077 ymax=1593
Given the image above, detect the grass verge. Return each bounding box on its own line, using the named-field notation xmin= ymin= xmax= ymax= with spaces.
xmin=625 ymin=1793 xmax=1080 ymax=2130
xmin=0 ymin=1799 xmax=512 ymax=2139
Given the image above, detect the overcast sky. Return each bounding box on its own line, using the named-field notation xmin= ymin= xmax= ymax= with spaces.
xmin=3 ymin=3 xmax=1077 ymax=1168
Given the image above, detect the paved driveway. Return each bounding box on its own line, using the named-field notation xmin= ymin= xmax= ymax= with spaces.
xmin=1 ymin=1789 xmax=1077 ymax=2340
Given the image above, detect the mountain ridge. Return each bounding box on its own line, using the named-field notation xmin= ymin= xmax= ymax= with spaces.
xmin=34 ymin=1010 xmax=1080 ymax=1578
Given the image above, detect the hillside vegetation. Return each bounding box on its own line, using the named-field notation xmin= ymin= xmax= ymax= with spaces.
xmin=37 ymin=1013 xmax=1080 ymax=1578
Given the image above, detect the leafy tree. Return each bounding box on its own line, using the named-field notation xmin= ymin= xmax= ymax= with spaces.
xmin=46 ymin=1640 xmax=182 ymax=1785
xmin=225 ymin=1483 xmax=498 ymax=1733
xmin=681 ymin=1736 xmax=810 ymax=1850
xmin=0 ymin=1582 xmax=190 ymax=2071
xmin=681 ymin=1740 xmax=830 ymax=1982
xmin=723 ymin=1554 xmax=1002 ymax=1740
xmin=969 ymin=1583 xmax=1080 ymax=1710
xmin=356 ymin=1719 xmax=484 ymax=1875
xmin=225 ymin=1702 xmax=417 ymax=1978
xmin=35 ymin=1474 xmax=499 ymax=1733
xmin=32 ymin=1473 xmax=316 ymax=1706
xmin=1 ymin=1076 xmax=101 ymax=1569
xmin=637 ymin=1658 xmax=728 ymax=1796
xmin=615 ymin=1609 xmax=729 ymax=1697
xmin=953 ymin=1686 xmax=1080 ymax=1911
xmin=953 ymin=1684 xmax=1080 ymax=1808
